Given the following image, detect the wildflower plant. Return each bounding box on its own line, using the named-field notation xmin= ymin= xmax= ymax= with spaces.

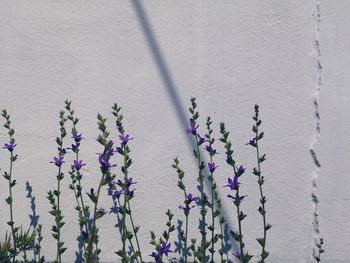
xmin=2 ymin=109 xmax=19 ymax=262
xmin=247 ymin=105 xmax=271 ymax=263
xmin=0 ymin=98 xmax=280 ymax=263
xmin=65 ymin=100 xmax=90 ymax=259
xmin=34 ymin=224 xmax=44 ymax=263
xmin=185 ymin=98 xmax=209 ymax=263
xmin=111 ymin=103 xmax=143 ymax=263
xmin=2 ymin=110 xmax=38 ymax=262
xmin=204 ymin=116 xmax=225 ymax=263
xmin=47 ymin=110 xmax=68 ymax=263
xmin=86 ymin=113 xmax=113 ymax=262
xmin=220 ymin=122 xmax=252 ymax=263
xmin=149 ymin=210 xmax=175 ymax=263
xmin=172 ymin=157 xmax=198 ymax=263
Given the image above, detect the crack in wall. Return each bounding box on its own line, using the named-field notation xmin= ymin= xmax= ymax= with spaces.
xmin=310 ymin=0 xmax=322 ymax=262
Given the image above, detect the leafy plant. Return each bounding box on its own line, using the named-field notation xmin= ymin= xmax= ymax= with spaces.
xmin=0 ymin=98 xmax=290 ymax=263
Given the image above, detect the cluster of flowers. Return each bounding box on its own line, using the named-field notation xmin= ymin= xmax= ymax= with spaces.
xmin=0 ymin=98 xmax=325 ymax=263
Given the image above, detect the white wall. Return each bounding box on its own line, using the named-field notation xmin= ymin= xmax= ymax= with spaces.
xmin=0 ymin=1 xmax=348 ymax=262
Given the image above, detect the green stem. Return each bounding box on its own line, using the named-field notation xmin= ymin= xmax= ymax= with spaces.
xmin=219 ymin=222 xmax=224 ymax=263
xmin=116 ymin=199 xmax=139 ymax=263
xmin=87 ymin=176 xmax=104 ymax=263
xmin=209 ymin=156 xmax=215 ymax=263
xmin=195 ymin=139 xmax=206 ymax=262
xmin=127 ymin=201 xmax=143 ymax=263
xmin=256 ymin=134 xmax=267 ymax=262
xmin=76 ymin=151 xmax=88 ymax=255
xmin=235 ymin=196 xmax=244 ymax=263
xmin=185 ymin=213 xmax=188 ymax=263
xmin=71 ymin=178 xmax=86 ymax=254
xmin=179 ymin=175 xmax=188 ymax=263
xmin=8 ymin=151 xmax=16 ymax=263
xmin=56 ymin=165 xmax=62 ymax=263
xmin=232 ymin=166 xmax=244 ymax=263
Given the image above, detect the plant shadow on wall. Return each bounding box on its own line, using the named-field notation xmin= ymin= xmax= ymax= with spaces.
xmin=129 ymin=0 xmax=239 ymax=259
xmin=0 ymin=98 xmax=325 ymax=263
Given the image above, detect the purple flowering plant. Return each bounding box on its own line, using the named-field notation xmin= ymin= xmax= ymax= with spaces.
xmin=248 ymin=105 xmax=270 ymax=263
xmin=149 ymin=210 xmax=175 ymax=263
xmin=172 ymin=157 xmax=199 ymax=263
xmin=1 ymin=110 xmax=42 ymax=263
xmin=185 ymin=98 xmax=209 ymax=263
xmin=0 ymin=98 xmax=320 ymax=263
xmin=110 ymin=103 xmax=143 ymax=263
xmin=46 ymin=110 xmax=68 ymax=262
xmin=65 ymin=100 xmax=90 ymax=261
xmin=220 ymin=122 xmax=253 ymax=263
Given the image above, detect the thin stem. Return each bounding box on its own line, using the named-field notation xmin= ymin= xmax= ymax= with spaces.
xmin=256 ymin=131 xmax=267 ymax=262
xmin=71 ymin=177 xmax=86 ymax=253
xmin=74 ymin=143 xmax=89 ymax=237
xmin=219 ymin=222 xmax=224 ymax=263
xmin=121 ymin=189 xmax=127 ymax=263
xmin=183 ymin=213 xmax=188 ymax=263
xmin=87 ymin=176 xmax=104 ymax=263
xmin=116 ymin=199 xmax=140 ymax=263
xmin=231 ymin=165 xmax=244 ymax=263
xmin=8 ymin=151 xmax=16 ymax=263
xmin=56 ymin=165 xmax=62 ymax=263
xmin=195 ymin=140 xmax=206 ymax=262
xmin=209 ymin=159 xmax=215 ymax=263
xmin=182 ymin=185 xmax=188 ymax=263
xmin=75 ymin=151 xmax=88 ymax=255
xmin=127 ymin=201 xmax=143 ymax=263
xmin=235 ymin=192 xmax=244 ymax=262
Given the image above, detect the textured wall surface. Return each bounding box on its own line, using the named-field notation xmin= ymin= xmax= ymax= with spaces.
xmin=0 ymin=1 xmax=348 ymax=262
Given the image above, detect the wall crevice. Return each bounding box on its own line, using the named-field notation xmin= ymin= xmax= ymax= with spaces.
xmin=310 ymin=0 xmax=322 ymax=261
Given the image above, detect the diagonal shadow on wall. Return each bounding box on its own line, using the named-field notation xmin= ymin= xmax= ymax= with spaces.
xmin=131 ymin=0 xmax=239 ymax=257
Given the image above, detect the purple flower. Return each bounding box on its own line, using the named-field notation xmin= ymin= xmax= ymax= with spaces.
xmin=117 ymin=177 xmax=136 ymax=197
xmin=197 ymin=134 xmax=206 ymax=144
xmin=205 ymin=144 xmax=217 ymax=155
xmin=68 ymin=143 xmax=80 ymax=153
xmin=179 ymin=193 xmax=199 ymax=214
xmin=246 ymin=138 xmax=257 ymax=147
xmin=72 ymin=133 xmax=83 ymax=143
xmin=73 ymin=160 xmax=86 ymax=171
xmin=186 ymin=122 xmax=199 ymax=135
xmin=50 ymin=156 xmax=64 ymax=167
xmin=233 ymin=252 xmax=241 ymax=259
xmin=160 ymin=241 xmax=172 ymax=256
xmin=179 ymin=204 xmax=194 ymax=214
xmin=113 ymin=189 xmax=124 ymax=199
xmin=119 ymin=134 xmax=132 ymax=144
xmin=98 ymin=151 xmax=116 ymax=171
xmin=225 ymin=176 xmax=240 ymax=190
xmin=150 ymin=251 xmax=163 ymax=263
xmin=208 ymin=162 xmax=218 ymax=173
xmin=3 ymin=142 xmax=16 ymax=152
xmin=125 ymin=177 xmax=137 ymax=187
xmin=236 ymin=165 xmax=245 ymax=177
xmin=105 ymin=147 xmax=115 ymax=158
xmin=186 ymin=193 xmax=199 ymax=203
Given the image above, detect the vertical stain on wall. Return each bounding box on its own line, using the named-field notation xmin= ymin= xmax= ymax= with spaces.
xmin=310 ymin=0 xmax=322 ymax=262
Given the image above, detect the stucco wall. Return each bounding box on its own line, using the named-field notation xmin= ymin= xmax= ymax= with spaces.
xmin=0 ymin=1 xmax=348 ymax=262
